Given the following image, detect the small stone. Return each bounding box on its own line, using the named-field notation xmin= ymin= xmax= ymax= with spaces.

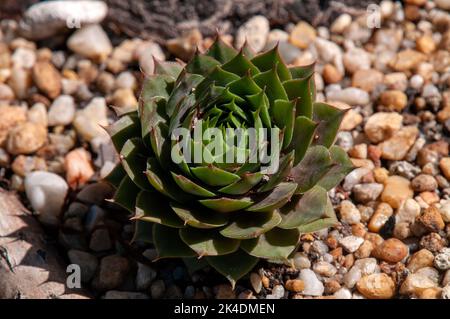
xmin=416 ymin=35 xmax=436 ymax=55
xmin=440 ymin=157 xmax=450 ymax=180
xmin=0 ymin=105 xmax=27 ymax=145
xmin=89 ymin=228 xmax=112 ymax=252
xmin=339 ymin=236 xmax=364 ymax=253
xmin=353 ymin=183 xmax=383 ymax=203
xmin=8 ymin=66 xmax=32 ymax=99
xmin=396 ymin=199 xmax=421 ymax=226
xmin=340 ymin=109 xmax=363 ymax=131
xmin=407 ymin=249 xmax=434 ymax=273
xmin=440 ymin=201 xmax=450 ymax=223
xmin=97 ymin=255 xmax=130 ymax=291
xmin=356 ymin=273 xmax=395 ymax=299
xmin=7 ymin=122 xmax=47 ymax=155
xmin=322 ymin=63 xmax=342 ymax=84
xmin=381 ymin=176 xmax=414 ymax=209
xmin=326 ymin=87 xmax=370 ymax=106
xmin=313 ymin=261 xmax=337 ymax=277
xmin=344 ymin=266 xmax=361 ymax=289
xmin=290 ymin=21 xmax=316 ymax=49
xmin=418 ymin=206 xmax=445 ymax=232
xmin=435 ymin=0 xmax=450 ymax=9
xmin=379 ymin=126 xmax=418 ymax=160
xmin=352 ymin=69 xmax=384 ymax=92
xmin=76 ymin=182 xmax=113 ymax=205
xmin=293 ymin=252 xmax=311 ymax=269
xmin=410 ymin=74 xmax=424 ymax=90
xmin=64 ymin=148 xmax=94 ymax=189
xmin=24 ymin=171 xmax=68 ymax=226
xmin=330 ymin=14 xmax=352 ymax=34
xmin=368 ymin=203 xmax=393 ymax=233
xmin=420 ymin=233 xmax=445 ymax=253
xmin=136 ymin=263 xmax=157 ymax=290
xmin=364 ymin=112 xmax=403 ymax=143
xmin=68 ymin=249 xmax=98 ymax=283
xmin=67 ymin=24 xmax=112 ymax=61
xmin=103 ymin=291 xmax=149 ymax=299
xmin=314 ymin=38 xmax=343 ymax=73
xmin=285 ymin=279 xmax=305 ymax=292
xmin=11 ymin=47 xmax=36 ymax=69
xmin=111 ymin=88 xmax=138 ymax=114
xmin=348 ymin=143 xmax=367 ymax=159
xmin=372 ymin=238 xmax=408 ymax=263
xmin=400 ymin=273 xmax=437 ymax=296
xmin=434 ymin=248 xmax=450 ymax=271
xmin=28 ymin=102 xmax=47 ymax=126
xmin=339 ymin=200 xmax=361 ymax=225
xmin=411 ymin=174 xmax=438 ymax=192
xmin=166 ymin=29 xmax=202 ymax=61
xmin=0 ymin=83 xmax=14 ymax=100
xmin=343 ymin=48 xmax=371 ymax=74
xmin=215 ymin=284 xmax=236 ymax=299
xmin=299 ymin=269 xmax=324 ymax=296
xmin=48 ymin=95 xmax=75 ymax=126
xmin=343 ymin=167 xmax=371 ymax=191
xmin=235 ymin=16 xmax=270 ymax=52
xmin=250 ymin=273 xmax=262 ymax=294
xmin=333 ymin=288 xmax=352 ymax=299
xmin=379 ymin=90 xmax=408 ymax=112
xmin=135 ymin=41 xmax=165 ymax=75
xmin=73 ymin=97 xmax=109 ymax=143
xmin=32 ymin=61 xmax=61 ymax=99
xmin=355 ymin=240 xmax=374 ymax=259
xmin=390 ymin=49 xmax=426 ymax=71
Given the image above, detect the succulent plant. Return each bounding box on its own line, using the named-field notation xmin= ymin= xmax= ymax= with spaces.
xmin=105 ymin=37 xmax=353 ymax=287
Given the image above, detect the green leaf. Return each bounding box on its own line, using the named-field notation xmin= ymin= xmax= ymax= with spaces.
xmin=120 ymin=138 xmax=152 ymax=190
xmin=135 ymin=191 xmax=184 ymax=228
xmin=278 ymin=186 xmax=328 ymax=229
xmin=222 ymin=50 xmax=259 ymax=76
xmin=183 ymin=257 xmax=209 ymax=274
xmin=289 ymin=62 xmax=315 ymax=79
xmin=228 ymin=73 xmax=261 ymax=96
xmin=171 ymin=172 xmax=216 ymax=197
xmin=145 ymin=157 xmax=187 ymax=201
xmin=290 ymin=145 xmax=333 ymax=193
xmin=218 ymin=172 xmax=263 ymax=195
xmin=251 ymin=46 xmax=292 ymax=82
xmin=113 ymin=176 xmax=139 ymax=213
xmin=206 ymin=250 xmax=259 ymax=289
xmin=165 ymin=73 xmax=203 ymax=117
xmin=196 ymin=66 xmax=240 ymax=97
xmin=205 ymin=37 xmax=238 ymax=64
xmin=220 ymin=211 xmax=281 ymax=239
xmin=131 ymin=220 xmax=154 ymax=244
xmin=199 ymin=197 xmax=253 ymax=213
xmin=272 ymin=99 xmax=295 ymax=148
xmin=107 ymin=113 xmax=140 ymax=153
xmin=153 ymin=224 xmax=196 ymax=259
xmin=191 ymin=165 xmax=240 ymax=187
xmin=154 ymin=59 xmax=184 ymax=78
xmin=170 ymin=202 xmax=229 ymax=229
xmin=289 ymin=115 xmax=317 ymax=165
xmin=185 ymin=54 xmax=221 ymax=76
xmin=179 ymin=228 xmax=240 ymax=257
xmin=140 ymin=74 xmax=174 ymax=101
xmin=283 ymin=73 xmax=314 ymax=118
xmin=253 ymin=67 xmax=289 ymax=105
xmin=241 ymin=228 xmax=300 ymax=260
xmin=258 ymin=151 xmax=294 ymax=192
xmin=297 ymin=197 xmax=338 ymax=234
xmin=312 ymin=102 xmax=346 ymax=148
xmin=246 ymin=182 xmax=297 ymax=213
xmin=317 ymin=146 xmax=354 ymax=190
xmin=104 ymin=163 xmax=126 ymax=188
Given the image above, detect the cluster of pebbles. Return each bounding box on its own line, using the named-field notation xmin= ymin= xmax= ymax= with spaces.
xmin=0 ymin=0 xmax=450 ymax=299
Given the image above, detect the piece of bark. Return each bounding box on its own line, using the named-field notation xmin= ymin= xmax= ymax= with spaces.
xmin=0 ymin=189 xmax=89 ymax=299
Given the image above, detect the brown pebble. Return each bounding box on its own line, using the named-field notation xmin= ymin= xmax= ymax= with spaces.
xmin=285 ymin=279 xmax=305 ymax=292
xmin=372 ymin=238 xmax=408 ymax=263
xmin=417 ymin=205 xmax=445 ymax=232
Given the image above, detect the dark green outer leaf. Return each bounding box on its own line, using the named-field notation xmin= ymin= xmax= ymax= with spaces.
xmin=220 ymin=211 xmax=282 ymax=239
xmin=113 ymin=176 xmax=139 ymax=213
xmin=289 ymin=116 xmax=317 ymax=166
xmin=104 ymin=163 xmax=126 ymax=189
xmin=297 ymin=197 xmax=338 ymax=234
xmin=312 ymin=102 xmax=347 ymax=148
xmin=120 ymin=138 xmax=152 ymax=190
xmin=246 ymin=182 xmax=297 ymax=213
xmin=317 ymin=146 xmax=354 ymax=191
xmin=199 ymin=197 xmax=253 ymax=213
xmin=153 ymin=224 xmax=196 ymax=259
xmin=131 ymin=220 xmax=154 ymax=244
xmin=170 ymin=202 xmax=229 ymax=229
xmin=135 ymin=191 xmax=184 ymax=228
xmin=179 ymin=228 xmax=240 ymax=257
xmin=205 ymin=37 xmax=238 ymax=64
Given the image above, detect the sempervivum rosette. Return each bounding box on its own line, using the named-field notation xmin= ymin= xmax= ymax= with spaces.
xmin=105 ymin=37 xmax=353 ymax=286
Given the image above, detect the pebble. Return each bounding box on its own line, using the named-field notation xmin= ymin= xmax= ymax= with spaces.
xmin=343 ymin=167 xmax=371 ymax=191
xmin=400 ymin=273 xmax=437 ymax=296
xmin=344 ymin=266 xmax=361 ymax=289
xmin=368 ymin=203 xmax=393 ymax=233
xmin=396 ymin=199 xmax=421 ymax=225
xmin=372 ymin=238 xmax=409 ymax=263
xmin=67 ymin=24 xmax=112 ymax=61
xmin=166 ymin=29 xmax=202 ymax=61
xmin=285 ymin=279 xmax=305 ymax=293
xmin=314 ymin=38 xmax=344 ymax=73
xmin=48 ymin=95 xmax=75 ymax=126
xmin=19 ymin=0 xmax=108 ymax=40
xmin=136 ymin=41 xmax=165 ymax=76
xmin=250 ymin=273 xmax=262 ymax=293
xmin=96 ymin=255 xmax=130 ymax=291
xmin=330 ymin=14 xmax=352 ymax=34
xmin=32 ymin=61 xmax=61 ymax=99
xmin=89 ymin=228 xmax=112 ymax=252
xmin=290 ymin=21 xmax=316 ymax=49
xmin=64 ymin=148 xmax=94 ymax=189
xmin=235 ymin=16 xmax=269 ymax=52
xmin=353 ymin=183 xmax=383 ymax=203
xmin=136 ymin=263 xmax=157 ymax=291
xmin=407 ymin=249 xmax=434 ymax=273
xmin=24 ymin=171 xmax=68 ymax=226
xmin=28 ymin=102 xmax=48 ymax=126
xmin=343 ymin=48 xmax=371 ymax=74
xmin=381 ymin=176 xmax=414 ymax=209
xmin=435 ymin=0 xmax=450 ymax=10
xmin=0 ymin=83 xmax=14 ymax=100
xmin=434 ymin=248 xmax=450 ymax=270
xmin=339 ymin=200 xmax=361 ymax=225
xmin=364 ymin=112 xmax=403 ymax=143
xmin=409 ymin=74 xmax=424 ymax=90
xmin=267 ymin=285 xmax=284 ymax=299
xmin=322 ymin=63 xmax=342 ymax=84
xmin=327 ymin=87 xmax=370 ymax=106
xmin=299 ymin=269 xmax=324 ymax=296
xmin=440 ymin=157 xmax=450 ymax=180
xmin=352 ymin=69 xmax=383 ymax=92
xmin=0 ymin=105 xmax=27 ymax=145
xmin=379 ymin=90 xmax=408 ymax=112
xmin=6 ymin=122 xmax=47 ymax=155
xmin=356 ymin=273 xmax=395 ymax=299
xmin=379 ymin=126 xmax=419 ymax=160
xmin=313 ymin=261 xmax=337 ymax=277
xmin=11 ymin=47 xmax=36 ymax=69
xmin=150 ymin=280 xmax=166 ymax=299
xmin=440 ymin=201 xmax=450 ymax=222
xmin=111 ymin=88 xmax=138 ymax=114
xmin=68 ymin=249 xmax=98 ymax=283
xmin=293 ymin=252 xmax=311 ymax=269
xmin=390 ymin=49 xmax=426 ymax=71
xmin=418 ymin=205 xmax=445 ymax=232
xmin=339 ymin=236 xmax=364 ymax=252
xmin=73 ymin=97 xmax=109 ymax=143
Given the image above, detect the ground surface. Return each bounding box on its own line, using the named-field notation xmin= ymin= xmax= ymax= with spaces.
xmin=0 ymin=0 xmax=450 ymax=299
